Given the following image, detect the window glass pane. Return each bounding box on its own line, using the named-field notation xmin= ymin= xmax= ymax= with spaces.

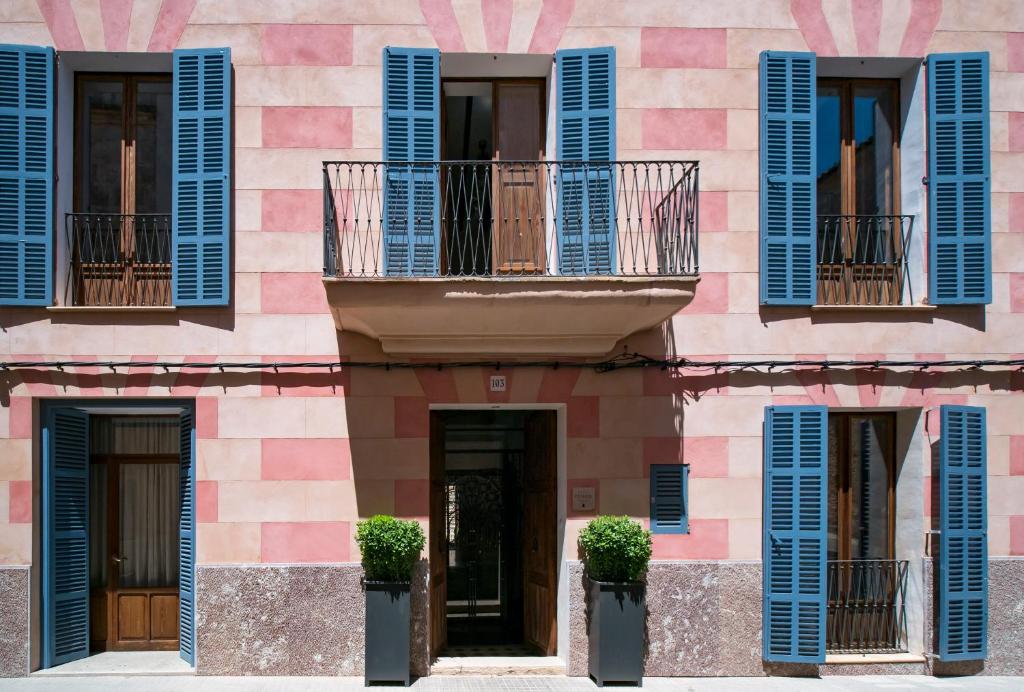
xmin=816 ymin=85 xmax=842 ymax=217
xmin=89 ymin=463 xmax=108 ymax=588
xmin=77 ymin=80 xmax=123 ymax=213
xmin=134 ymin=80 xmax=173 ymax=214
xmin=827 ymin=415 xmax=841 ymax=562
xmin=848 ymin=415 xmax=892 ymax=560
xmin=852 ymin=85 xmax=896 ymax=216
xmin=118 ymin=462 xmax=179 ymax=588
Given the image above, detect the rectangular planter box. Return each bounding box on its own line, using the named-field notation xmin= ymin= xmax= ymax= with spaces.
xmin=365 ymin=581 xmax=411 ymax=686
xmin=588 ymin=580 xmax=645 ymax=687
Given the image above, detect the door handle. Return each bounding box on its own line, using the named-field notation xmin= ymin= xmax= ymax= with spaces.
xmin=111 ymin=555 xmax=127 ymax=564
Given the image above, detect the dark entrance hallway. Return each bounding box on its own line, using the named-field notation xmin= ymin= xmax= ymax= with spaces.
xmin=429 ymin=410 xmax=556 ymax=658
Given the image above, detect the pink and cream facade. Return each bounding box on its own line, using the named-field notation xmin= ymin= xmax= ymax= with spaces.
xmin=0 ymin=0 xmax=1023 ymax=679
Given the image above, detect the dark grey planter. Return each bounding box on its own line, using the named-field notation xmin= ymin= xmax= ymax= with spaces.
xmin=588 ymin=579 xmax=645 ymax=687
xmin=365 ymin=581 xmax=411 ymax=686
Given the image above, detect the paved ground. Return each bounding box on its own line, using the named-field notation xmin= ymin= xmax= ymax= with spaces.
xmin=3 ymin=676 xmax=1024 ymax=691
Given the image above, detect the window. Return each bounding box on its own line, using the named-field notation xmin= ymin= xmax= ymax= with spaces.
xmin=650 ymin=464 xmax=688 ymax=534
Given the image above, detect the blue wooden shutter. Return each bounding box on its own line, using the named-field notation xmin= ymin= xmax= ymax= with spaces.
xmin=938 ymin=405 xmax=987 ymax=661
xmin=650 ymin=464 xmax=688 ymax=534
xmin=382 ymin=47 xmax=439 ymax=276
xmin=42 ymin=407 xmax=90 ymax=668
xmin=0 ymin=44 xmax=54 ymax=306
xmin=763 ymin=405 xmax=827 ymax=663
xmin=178 ymin=408 xmax=196 ymax=664
xmin=759 ymin=51 xmax=816 ymax=305
xmin=927 ymin=52 xmax=991 ymax=305
xmin=556 ymin=47 xmax=616 ymax=275
xmin=173 ymin=47 xmax=231 ymax=306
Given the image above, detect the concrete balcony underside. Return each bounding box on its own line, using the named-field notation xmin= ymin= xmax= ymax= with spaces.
xmin=323 ymin=276 xmax=700 ymax=357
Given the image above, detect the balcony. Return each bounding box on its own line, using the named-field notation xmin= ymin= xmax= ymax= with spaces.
xmin=322 ymin=160 xmax=700 ymax=356
xmin=817 ymin=215 xmax=914 ymax=306
xmin=64 ymin=213 xmax=172 ymax=307
xmin=826 ymin=559 xmax=909 ymax=654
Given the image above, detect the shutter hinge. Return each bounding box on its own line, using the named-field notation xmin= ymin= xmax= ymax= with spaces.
xmin=921 ymin=176 xmax=928 ymax=186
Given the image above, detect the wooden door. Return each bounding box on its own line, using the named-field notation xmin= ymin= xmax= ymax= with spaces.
xmin=90 ymin=455 xmax=180 ymax=651
xmin=522 ymin=411 xmax=557 ymax=655
xmin=429 ymin=412 xmax=448 ymax=658
xmin=492 ymin=81 xmax=546 ymax=274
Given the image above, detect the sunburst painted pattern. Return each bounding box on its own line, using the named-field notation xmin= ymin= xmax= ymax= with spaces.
xmin=790 ymin=0 xmax=943 ymax=57
xmin=35 ymin=0 xmax=195 ymax=51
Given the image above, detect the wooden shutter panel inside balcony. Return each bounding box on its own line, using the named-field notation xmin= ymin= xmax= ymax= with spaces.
xmin=650 ymin=464 xmax=688 ymax=534
xmin=382 ymin=47 xmax=439 ymax=276
xmin=0 ymin=44 xmax=54 ymax=306
xmin=556 ymin=46 xmax=616 ymax=275
xmin=759 ymin=51 xmax=816 ymax=306
xmin=927 ymin=52 xmax=991 ymax=305
xmin=763 ymin=405 xmax=827 ymax=663
xmin=173 ymin=47 xmax=231 ymax=306
xmin=43 ymin=407 xmax=90 ymax=668
xmin=178 ymin=408 xmax=196 ymax=664
xmin=938 ymin=405 xmax=988 ymax=661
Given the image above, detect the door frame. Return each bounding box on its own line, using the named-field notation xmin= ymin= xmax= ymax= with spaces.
xmin=37 ymin=398 xmax=196 ymax=670
xmin=428 ymin=404 xmax=567 ymax=662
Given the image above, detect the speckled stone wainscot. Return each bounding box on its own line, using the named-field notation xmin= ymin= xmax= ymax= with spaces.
xmin=195 ymin=563 xmax=429 ymax=676
xmin=567 ymin=561 xmax=763 ymax=677
xmin=0 ymin=568 xmax=29 ymax=677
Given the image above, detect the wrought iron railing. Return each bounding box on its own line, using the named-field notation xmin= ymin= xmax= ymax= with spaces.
xmin=322 ymin=160 xmax=699 ymax=278
xmin=826 ymin=559 xmax=909 ymax=653
xmin=64 ymin=213 xmax=172 ymax=307
xmin=817 ymin=215 xmax=913 ymax=306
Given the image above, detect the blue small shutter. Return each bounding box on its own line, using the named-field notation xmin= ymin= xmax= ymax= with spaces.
xmin=927 ymin=52 xmax=991 ymax=305
xmin=759 ymin=51 xmax=816 ymax=305
xmin=0 ymin=44 xmax=54 ymax=306
xmin=938 ymin=405 xmax=987 ymax=661
xmin=650 ymin=464 xmax=688 ymax=534
xmin=763 ymin=405 xmax=827 ymax=663
xmin=42 ymin=407 xmax=90 ymax=668
xmin=556 ymin=47 xmax=616 ymax=275
xmin=178 ymin=408 xmax=196 ymax=664
xmin=382 ymin=47 xmax=439 ymax=276
xmin=173 ymin=47 xmax=231 ymax=306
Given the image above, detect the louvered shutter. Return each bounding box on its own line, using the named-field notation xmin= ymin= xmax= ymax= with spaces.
xmin=173 ymin=47 xmax=231 ymax=306
xmin=927 ymin=53 xmax=991 ymax=305
xmin=42 ymin=407 xmax=90 ymax=668
xmin=178 ymin=408 xmax=196 ymax=664
xmin=759 ymin=51 xmax=816 ymax=305
xmin=650 ymin=464 xmax=688 ymax=534
xmin=0 ymin=44 xmax=53 ymax=306
xmin=382 ymin=47 xmax=439 ymax=276
xmin=938 ymin=405 xmax=987 ymax=661
xmin=763 ymin=405 xmax=826 ymax=663
xmin=556 ymin=47 xmax=616 ymax=275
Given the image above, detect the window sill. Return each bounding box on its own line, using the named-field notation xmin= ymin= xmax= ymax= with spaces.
xmin=810 ymin=304 xmax=937 ymax=312
xmin=825 ymin=653 xmax=925 ymax=665
xmin=46 ymin=306 xmax=177 ymax=313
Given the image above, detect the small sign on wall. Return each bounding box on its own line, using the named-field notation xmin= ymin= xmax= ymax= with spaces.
xmin=572 ymin=486 xmax=596 ymax=512
xmin=489 ymin=375 xmax=507 ymax=392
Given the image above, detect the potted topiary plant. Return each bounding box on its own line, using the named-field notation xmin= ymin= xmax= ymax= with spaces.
xmin=355 ymin=514 xmax=426 ymax=686
xmin=578 ymin=515 xmax=652 ymax=687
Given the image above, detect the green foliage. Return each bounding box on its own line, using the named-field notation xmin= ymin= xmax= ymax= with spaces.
xmin=578 ymin=515 xmax=652 ymax=583
xmin=355 ymin=515 xmax=426 ymax=582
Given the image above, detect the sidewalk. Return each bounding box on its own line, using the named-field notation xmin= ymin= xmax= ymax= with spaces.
xmin=3 ymin=676 xmax=1024 ymax=692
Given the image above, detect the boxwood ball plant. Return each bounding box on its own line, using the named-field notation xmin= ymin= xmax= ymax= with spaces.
xmin=578 ymin=515 xmax=652 ymax=583
xmin=355 ymin=515 xmax=426 ymax=582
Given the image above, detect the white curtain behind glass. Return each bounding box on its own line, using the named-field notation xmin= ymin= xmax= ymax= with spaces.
xmin=119 ymin=463 xmax=179 ymax=588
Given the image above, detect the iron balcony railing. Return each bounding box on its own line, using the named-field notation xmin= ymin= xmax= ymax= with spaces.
xmin=64 ymin=213 xmax=172 ymax=307
xmin=817 ymin=215 xmax=913 ymax=306
xmin=826 ymin=559 xmax=909 ymax=654
xmin=322 ymin=160 xmax=699 ymax=278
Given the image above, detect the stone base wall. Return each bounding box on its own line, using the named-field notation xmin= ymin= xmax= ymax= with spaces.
xmin=0 ymin=568 xmax=29 ymax=677
xmin=195 ymin=562 xmax=429 ymax=676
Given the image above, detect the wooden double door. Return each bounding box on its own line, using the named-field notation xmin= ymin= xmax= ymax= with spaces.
xmin=429 ymin=411 xmax=557 ymax=657
xmin=90 ymin=455 xmax=180 ymax=651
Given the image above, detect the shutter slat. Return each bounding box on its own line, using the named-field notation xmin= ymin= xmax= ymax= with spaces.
xmin=759 ymin=51 xmax=816 ymax=306
xmin=43 ymin=408 xmax=90 ymax=667
xmin=173 ymin=47 xmax=231 ymax=306
xmin=763 ymin=405 xmax=826 ymax=663
xmin=938 ymin=405 xmax=987 ymax=661
xmin=927 ymin=52 xmax=991 ymax=305
xmin=382 ymin=47 xmax=439 ymax=276
xmin=650 ymin=464 xmax=688 ymax=534
xmin=556 ymin=47 xmax=616 ymax=275
xmin=179 ymin=409 xmax=196 ymax=665
xmin=0 ymin=44 xmax=53 ymax=306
